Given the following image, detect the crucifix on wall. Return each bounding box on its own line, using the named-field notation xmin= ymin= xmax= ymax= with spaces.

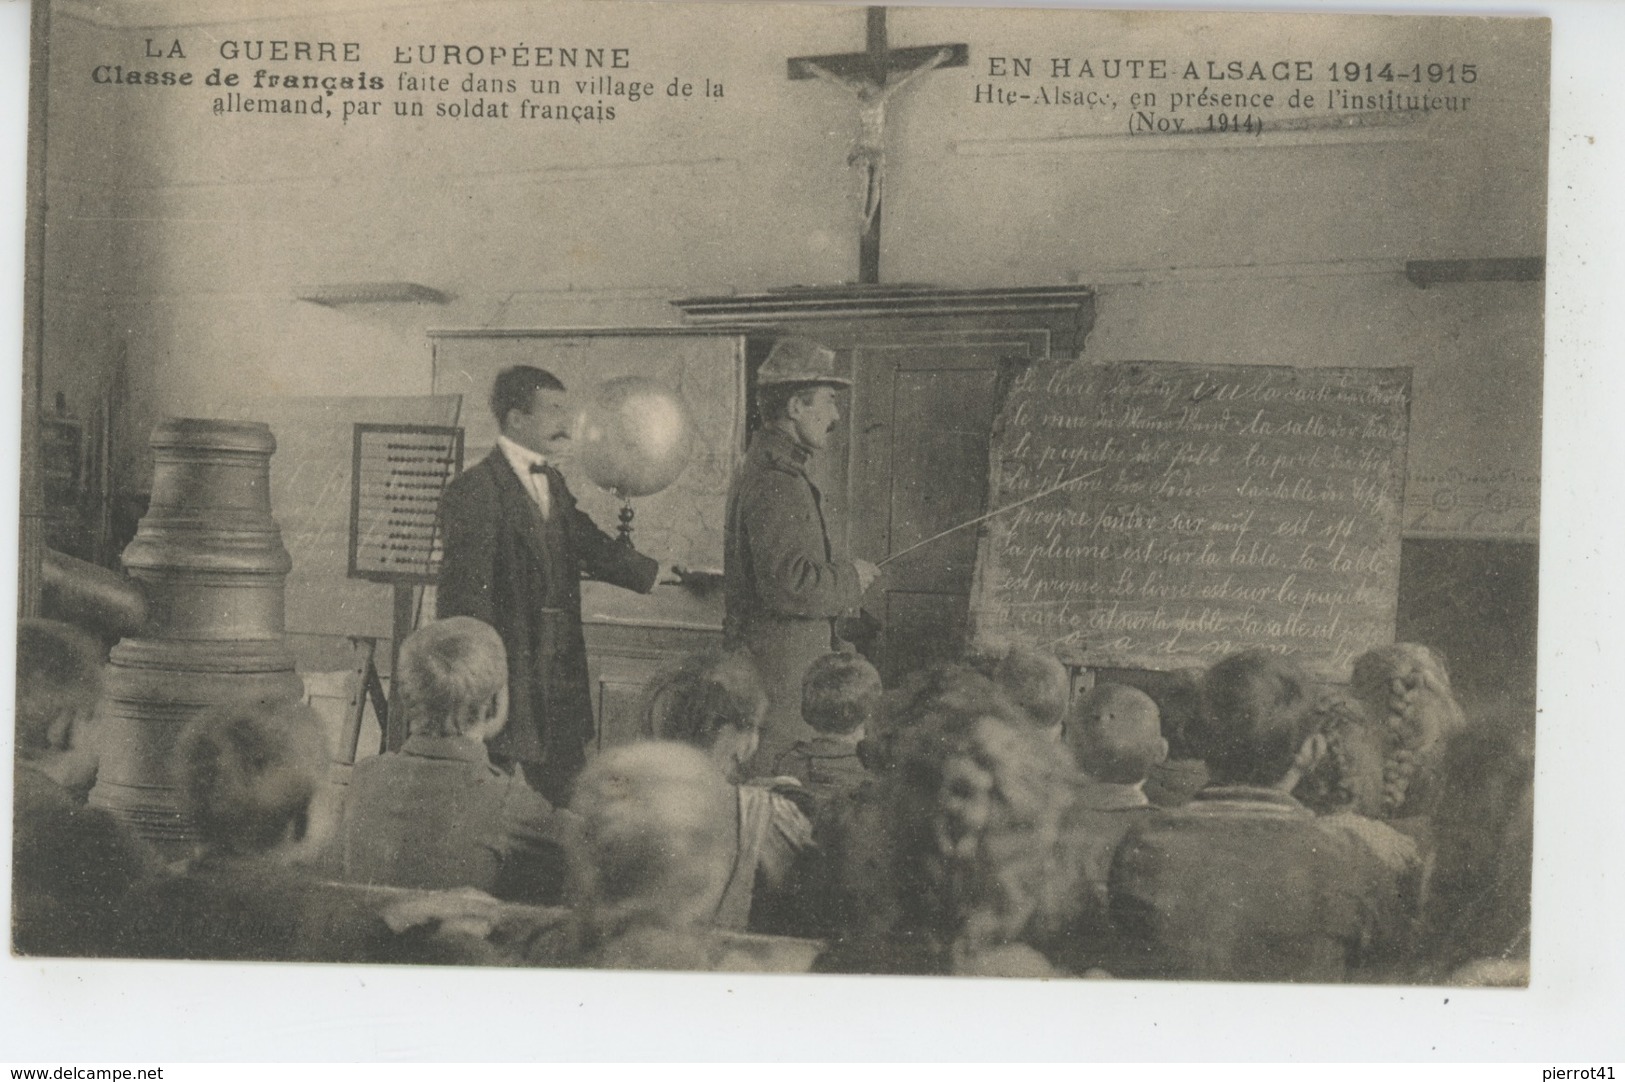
xmin=789 ymin=7 xmax=967 ymax=284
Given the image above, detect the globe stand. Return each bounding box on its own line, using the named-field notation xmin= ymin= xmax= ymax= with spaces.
xmin=617 ymin=500 xmax=636 ymax=548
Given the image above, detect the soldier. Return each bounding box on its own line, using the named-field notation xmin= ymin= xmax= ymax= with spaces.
xmin=724 ymin=338 xmax=880 ymax=773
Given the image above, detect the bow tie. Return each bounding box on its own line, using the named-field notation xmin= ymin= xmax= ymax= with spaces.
xmin=528 ymin=462 xmax=548 ymax=475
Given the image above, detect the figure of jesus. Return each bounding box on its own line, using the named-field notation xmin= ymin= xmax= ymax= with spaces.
xmin=800 ymin=46 xmax=954 ymax=228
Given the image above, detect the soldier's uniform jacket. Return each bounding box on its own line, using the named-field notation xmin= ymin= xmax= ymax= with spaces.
xmin=724 ymin=426 xmax=862 ymax=766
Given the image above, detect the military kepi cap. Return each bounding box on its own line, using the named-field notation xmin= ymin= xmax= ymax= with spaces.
xmin=757 ymin=337 xmax=850 ymax=389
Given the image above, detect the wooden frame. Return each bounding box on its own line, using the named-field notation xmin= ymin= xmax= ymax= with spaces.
xmin=348 ymin=422 xmax=465 ymax=586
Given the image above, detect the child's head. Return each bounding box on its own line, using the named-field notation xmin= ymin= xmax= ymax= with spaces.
xmin=1298 ymin=643 xmax=1469 ymax=819
xmin=567 ymin=741 xmax=735 ymax=937
xmin=176 ymin=698 xmax=329 ymax=858
xmin=1351 ymin=643 xmax=1466 ymax=816
xmin=1195 ymin=650 xmax=1322 ymax=787
xmin=1352 ymin=643 xmax=1455 ymax=708
xmin=1068 ymin=683 xmax=1167 ymax=784
xmin=648 ymin=649 xmax=768 ymax=778
xmin=992 ymin=644 xmax=1070 ymax=739
xmin=801 ymin=652 xmax=882 ymax=739
xmin=16 ymin=618 xmax=104 ymax=767
xmin=1352 ymin=644 xmax=1464 ymax=743
xmin=395 ymin=617 xmax=509 ymax=740
xmin=857 ymin=691 xmax=1077 ymax=970
xmin=863 ymin=663 xmax=1015 ymax=774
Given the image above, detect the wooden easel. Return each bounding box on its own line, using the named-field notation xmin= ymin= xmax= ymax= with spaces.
xmin=384 ymin=584 xmax=417 ymax=752
xmin=334 ymin=635 xmax=391 ymax=766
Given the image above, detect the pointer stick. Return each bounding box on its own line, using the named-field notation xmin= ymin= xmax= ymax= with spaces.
xmin=875 ymin=466 xmax=1107 ymax=568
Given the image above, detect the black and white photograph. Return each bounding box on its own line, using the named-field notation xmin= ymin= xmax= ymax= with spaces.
xmin=5 ymin=0 xmax=1620 ymax=1062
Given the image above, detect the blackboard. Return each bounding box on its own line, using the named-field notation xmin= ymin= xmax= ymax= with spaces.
xmin=968 ymin=360 xmax=1411 ymax=679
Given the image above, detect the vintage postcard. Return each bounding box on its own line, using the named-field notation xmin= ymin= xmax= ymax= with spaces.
xmin=9 ymin=0 xmax=1567 ymax=1053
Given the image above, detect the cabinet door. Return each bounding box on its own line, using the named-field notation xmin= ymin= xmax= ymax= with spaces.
xmin=846 ymin=333 xmax=1046 ymax=683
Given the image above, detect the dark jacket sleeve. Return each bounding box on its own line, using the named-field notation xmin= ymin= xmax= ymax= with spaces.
xmin=743 ymin=469 xmax=861 ymax=618
xmin=557 ymin=479 xmax=660 ymax=594
xmin=435 ymin=471 xmax=497 ymax=624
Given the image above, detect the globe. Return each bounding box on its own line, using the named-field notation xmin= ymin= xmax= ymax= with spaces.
xmin=573 ymin=376 xmax=694 ymax=499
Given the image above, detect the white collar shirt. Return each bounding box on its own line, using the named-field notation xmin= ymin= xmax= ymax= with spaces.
xmin=497 ymin=435 xmax=550 ymax=520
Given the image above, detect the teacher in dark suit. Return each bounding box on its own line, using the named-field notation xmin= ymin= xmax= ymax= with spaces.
xmin=437 ymin=366 xmax=661 ymax=805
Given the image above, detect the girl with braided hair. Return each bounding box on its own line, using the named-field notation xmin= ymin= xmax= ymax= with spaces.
xmin=1296 ymin=643 xmax=1466 ymax=823
xmin=1352 ymin=643 xmax=1466 ymax=819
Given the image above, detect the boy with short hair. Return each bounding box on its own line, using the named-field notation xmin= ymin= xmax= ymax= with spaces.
xmin=993 ymin=644 xmax=1070 ymax=742
xmin=1106 ymin=650 xmax=1411 ymax=982
xmin=1041 ymin=682 xmax=1167 ymax=972
xmin=772 ymin=652 xmax=882 ymax=809
xmin=340 ymin=617 xmax=567 ymax=904
xmin=1069 ymin=682 xmax=1168 ymax=801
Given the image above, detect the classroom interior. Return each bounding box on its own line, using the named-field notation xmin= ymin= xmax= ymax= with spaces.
xmin=25 ymin=1 xmax=1543 ymax=821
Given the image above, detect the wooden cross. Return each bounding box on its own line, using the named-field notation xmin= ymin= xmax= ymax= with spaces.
xmin=789 ymin=7 xmax=967 ymax=284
